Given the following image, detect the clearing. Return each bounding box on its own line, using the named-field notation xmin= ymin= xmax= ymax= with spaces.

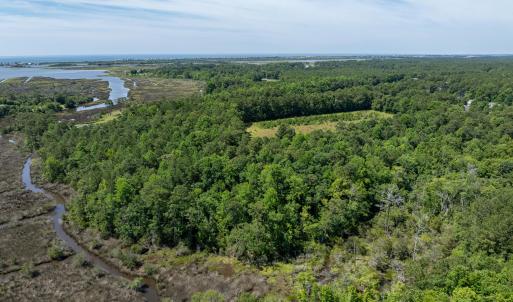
xmin=247 ymin=110 xmax=393 ymax=138
xmin=124 ymin=77 xmax=204 ymax=103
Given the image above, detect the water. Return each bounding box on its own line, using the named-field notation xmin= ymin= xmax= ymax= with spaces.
xmin=22 ymin=157 xmax=160 ymax=302
xmin=0 ymin=67 xmax=129 ymax=103
xmin=21 ymin=158 xmax=47 ymax=195
xmin=76 ymin=103 xmax=109 ymax=112
xmin=0 ymin=54 xmax=362 ymax=64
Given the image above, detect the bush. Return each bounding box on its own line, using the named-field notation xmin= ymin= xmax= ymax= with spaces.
xmin=191 ymin=290 xmax=225 ymax=302
xmin=128 ymin=277 xmax=145 ymax=292
xmin=143 ymin=264 xmax=158 ymax=276
xmin=47 ymin=242 xmax=66 ymax=260
xmin=175 ymin=242 xmax=192 ymax=256
xmin=276 ymin=124 xmax=295 ymax=139
xmin=131 ymin=243 xmax=149 ymax=255
xmin=237 ymin=293 xmax=260 ymax=302
xmin=119 ymin=251 xmax=141 ymax=270
xmin=226 ymin=222 xmax=275 ymax=265
xmin=89 ymin=239 xmax=103 ymax=250
xmin=93 ymin=267 xmax=106 ymax=278
xmin=73 ymin=253 xmax=91 ymax=268
xmin=21 ymin=261 xmax=38 ymax=278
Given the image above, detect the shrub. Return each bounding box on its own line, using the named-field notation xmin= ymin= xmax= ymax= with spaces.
xmin=237 ymin=293 xmax=260 ymax=302
xmin=47 ymin=242 xmax=66 ymax=260
xmin=191 ymin=290 xmax=225 ymax=302
xmin=131 ymin=243 xmax=149 ymax=255
xmin=226 ymin=222 xmax=276 ymax=265
xmin=73 ymin=253 xmax=91 ymax=268
xmin=21 ymin=261 xmax=38 ymax=278
xmin=119 ymin=251 xmax=141 ymax=270
xmin=276 ymin=124 xmax=295 ymax=139
xmin=143 ymin=264 xmax=158 ymax=276
xmin=93 ymin=267 xmax=106 ymax=278
xmin=128 ymin=277 xmax=145 ymax=292
xmin=89 ymin=239 xmax=103 ymax=250
xmin=175 ymin=242 xmax=192 ymax=256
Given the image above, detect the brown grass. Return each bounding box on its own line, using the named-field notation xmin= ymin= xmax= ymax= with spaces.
xmin=125 ymin=77 xmax=204 ymax=103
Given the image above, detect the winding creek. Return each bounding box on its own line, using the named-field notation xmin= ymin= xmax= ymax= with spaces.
xmin=22 ymin=157 xmax=160 ymax=302
xmin=0 ymin=67 xmax=129 ymax=111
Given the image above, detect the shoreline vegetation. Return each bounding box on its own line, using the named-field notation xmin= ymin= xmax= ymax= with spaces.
xmin=2 ymin=57 xmax=513 ymax=301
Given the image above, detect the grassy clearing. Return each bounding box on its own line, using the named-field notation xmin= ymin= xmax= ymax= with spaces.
xmin=247 ymin=110 xmax=393 ymax=138
xmin=125 ymin=77 xmax=204 ymax=103
xmin=74 ymin=109 xmax=123 ymax=128
xmin=94 ymin=109 xmax=122 ymax=124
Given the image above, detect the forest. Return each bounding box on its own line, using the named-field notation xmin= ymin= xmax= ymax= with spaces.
xmin=13 ymin=58 xmax=513 ymax=301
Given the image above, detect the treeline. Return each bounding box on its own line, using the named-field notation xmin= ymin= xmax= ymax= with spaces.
xmin=140 ymin=59 xmax=513 ymax=122
xmin=0 ymin=94 xmax=92 ymax=117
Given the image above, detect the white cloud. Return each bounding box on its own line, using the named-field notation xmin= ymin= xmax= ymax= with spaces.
xmin=1 ymin=0 xmax=513 ymax=55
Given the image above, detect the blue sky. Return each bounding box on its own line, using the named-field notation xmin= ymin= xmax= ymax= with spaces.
xmin=1 ymin=0 xmax=513 ymax=56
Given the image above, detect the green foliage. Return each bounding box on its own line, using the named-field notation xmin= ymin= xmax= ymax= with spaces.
xmin=276 ymin=124 xmax=295 ymax=139
xmin=226 ymin=222 xmax=276 ymax=265
xmin=118 ymin=251 xmax=141 ymax=270
xmin=29 ymin=58 xmax=513 ymax=300
xmin=237 ymin=293 xmax=260 ymax=302
xmin=143 ymin=264 xmax=158 ymax=276
xmin=73 ymin=253 xmax=91 ymax=268
xmin=47 ymin=242 xmax=66 ymax=261
xmin=20 ymin=261 xmax=38 ymax=278
xmin=0 ymin=77 xmax=106 ymax=117
xmin=191 ymin=290 xmax=225 ymax=302
xmin=128 ymin=277 xmax=145 ymax=292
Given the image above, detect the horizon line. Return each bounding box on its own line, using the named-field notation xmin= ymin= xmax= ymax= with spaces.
xmin=2 ymin=53 xmax=513 ymax=58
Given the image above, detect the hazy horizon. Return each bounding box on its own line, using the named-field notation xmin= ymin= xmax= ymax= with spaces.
xmin=2 ymin=1 xmax=513 ymax=56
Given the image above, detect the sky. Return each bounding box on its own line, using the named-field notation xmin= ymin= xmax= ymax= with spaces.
xmin=1 ymin=0 xmax=513 ymax=56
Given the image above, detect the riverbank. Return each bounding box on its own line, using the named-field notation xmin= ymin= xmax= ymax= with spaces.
xmin=0 ymin=134 xmax=145 ymax=302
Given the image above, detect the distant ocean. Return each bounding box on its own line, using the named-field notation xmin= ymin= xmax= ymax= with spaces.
xmin=0 ymin=54 xmax=509 ymax=64
xmin=0 ymin=54 xmax=354 ymax=64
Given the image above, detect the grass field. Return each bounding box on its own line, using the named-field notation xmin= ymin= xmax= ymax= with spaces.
xmin=247 ymin=110 xmax=393 ymax=138
xmin=125 ymin=77 xmax=204 ymax=103
xmin=93 ymin=109 xmax=122 ymax=124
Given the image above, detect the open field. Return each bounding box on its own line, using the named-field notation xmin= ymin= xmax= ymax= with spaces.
xmin=93 ymin=109 xmax=122 ymax=125
xmin=247 ymin=110 xmax=393 ymax=138
xmin=125 ymin=77 xmax=204 ymax=103
xmin=74 ymin=109 xmax=122 ymax=128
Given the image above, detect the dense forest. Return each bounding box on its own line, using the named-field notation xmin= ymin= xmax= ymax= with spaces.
xmin=17 ymin=58 xmax=513 ymax=301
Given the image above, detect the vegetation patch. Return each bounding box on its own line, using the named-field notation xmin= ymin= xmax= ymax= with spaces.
xmin=93 ymin=109 xmax=122 ymax=124
xmin=125 ymin=77 xmax=204 ymax=103
xmin=14 ymin=58 xmax=513 ymax=301
xmin=247 ymin=110 xmax=392 ymax=137
xmin=0 ymin=77 xmax=109 ymax=117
